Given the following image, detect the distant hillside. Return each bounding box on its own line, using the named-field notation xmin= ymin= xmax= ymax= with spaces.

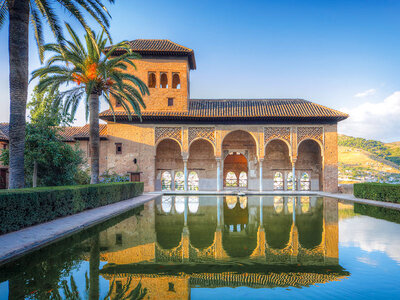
xmin=338 ymin=135 xmax=400 ymax=184
xmin=338 ymin=135 xmax=400 ymax=166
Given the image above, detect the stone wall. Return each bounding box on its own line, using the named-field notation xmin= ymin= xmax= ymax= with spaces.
xmin=323 ymin=124 xmax=339 ymax=193
xmin=95 ymin=123 xmax=338 ymax=192
xmin=111 ymin=57 xmax=190 ymax=112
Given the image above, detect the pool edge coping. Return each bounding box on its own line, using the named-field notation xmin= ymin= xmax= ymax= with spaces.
xmin=0 ymin=193 xmax=161 ymax=266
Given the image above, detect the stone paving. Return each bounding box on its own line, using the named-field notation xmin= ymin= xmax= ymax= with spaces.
xmin=0 ymin=193 xmax=160 ymax=265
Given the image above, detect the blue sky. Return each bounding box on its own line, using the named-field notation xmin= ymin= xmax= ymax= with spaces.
xmin=1 ymin=0 xmax=400 ymax=141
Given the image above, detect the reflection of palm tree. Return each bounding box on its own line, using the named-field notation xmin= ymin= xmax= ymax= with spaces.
xmin=89 ymin=235 xmax=100 ymax=300
xmin=54 ymin=275 xmax=147 ymax=300
xmin=104 ymin=278 xmax=147 ymax=300
xmin=52 ymin=234 xmax=147 ymax=300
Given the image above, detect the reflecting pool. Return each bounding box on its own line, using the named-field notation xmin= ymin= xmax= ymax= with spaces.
xmin=1 ymin=195 xmax=400 ymax=299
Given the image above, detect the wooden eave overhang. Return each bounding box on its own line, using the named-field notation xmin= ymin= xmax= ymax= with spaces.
xmin=99 ymin=99 xmax=349 ymax=124
xmin=104 ymin=39 xmax=196 ymax=70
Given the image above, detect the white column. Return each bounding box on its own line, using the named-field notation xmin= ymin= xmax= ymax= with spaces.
xmin=217 ymin=196 xmax=221 ymax=226
xmin=259 ymin=159 xmax=263 ymax=192
xmin=292 ymin=162 xmax=296 ymax=191
xmin=184 ymin=196 xmax=188 ymax=226
xmin=184 ymin=160 xmax=188 ymax=191
xmin=216 ymin=159 xmax=221 ymax=192
xmin=292 ymin=196 xmax=296 ymax=223
xmin=171 ymin=170 xmax=175 ymax=191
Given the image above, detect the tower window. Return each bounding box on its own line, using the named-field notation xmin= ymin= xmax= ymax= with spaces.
xmin=115 ymin=100 xmax=121 ymax=107
xmin=115 ymin=233 xmax=122 ymax=245
xmin=148 ymin=72 xmax=156 ymax=88
xmin=160 ymin=73 xmax=168 ymax=88
xmin=116 ymin=281 xmax=123 ymax=293
xmin=168 ymin=98 xmax=174 ymax=106
xmin=115 ymin=143 xmax=122 ymax=154
xmin=172 ymin=73 xmax=180 ymax=89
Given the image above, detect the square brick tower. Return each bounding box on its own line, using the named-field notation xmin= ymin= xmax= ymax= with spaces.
xmin=108 ymin=39 xmax=196 ymax=112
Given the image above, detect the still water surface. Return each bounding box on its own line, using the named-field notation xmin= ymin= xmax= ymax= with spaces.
xmin=1 ymin=195 xmax=400 ymax=299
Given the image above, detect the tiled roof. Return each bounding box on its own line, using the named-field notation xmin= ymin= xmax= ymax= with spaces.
xmin=0 ymin=123 xmax=107 ymax=142
xmin=59 ymin=124 xmax=108 ymax=141
xmin=0 ymin=123 xmax=9 ymax=141
xmin=105 ymin=39 xmax=196 ymax=70
xmin=99 ymin=99 xmax=348 ymax=123
xmin=127 ymin=39 xmax=193 ymax=53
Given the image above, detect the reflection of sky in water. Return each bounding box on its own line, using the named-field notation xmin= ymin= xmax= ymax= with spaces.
xmin=188 ymin=196 xmax=199 ymax=213
xmin=161 ymin=196 xmax=172 ymax=213
xmin=340 ymin=216 xmax=400 ymax=265
xmin=174 ymin=196 xmax=185 ymax=214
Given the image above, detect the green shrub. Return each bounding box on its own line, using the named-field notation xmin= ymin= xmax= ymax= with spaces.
xmin=0 ymin=182 xmax=144 ymax=234
xmin=354 ymin=182 xmax=400 ymax=203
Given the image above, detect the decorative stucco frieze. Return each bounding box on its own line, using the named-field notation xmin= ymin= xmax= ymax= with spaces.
xmin=188 ymin=127 xmax=216 ymax=145
xmin=297 ymin=127 xmax=323 ymax=145
xmin=264 ymin=127 xmax=291 ymax=145
xmin=155 ymin=127 xmax=182 ymax=146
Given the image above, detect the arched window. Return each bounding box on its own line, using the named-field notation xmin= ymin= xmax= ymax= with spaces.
xmin=287 ymin=172 xmax=297 ymax=190
xmin=188 ymin=171 xmax=199 ymax=191
xmin=239 ymin=172 xmax=247 ymax=187
xmin=161 ymin=171 xmax=172 ymax=191
xmin=174 ymin=171 xmax=185 ymax=191
xmin=300 ymin=196 xmax=310 ymax=213
xmin=239 ymin=196 xmax=247 ymax=209
xmin=174 ymin=196 xmax=185 ymax=214
xmin=226 ymin=196 xmax=237 ymax=209
xmin=161 ymin=196 xmax=172 ymax=213
xmin=287 ymin=196 xmax=296 ymax=214
xmin=148 ymin=72 xmax=156 ymax=88
xmin=172 ymin=73 xmax=180 ymax=89
xmin=273 ymin=196 xmax=284 ymax=214
xmin=273 ymin=172 xmax=284 ymax=190
xmin=225 ymin=172 xmax=237 ymax=187
xmin=160 ymin=73 xmax=168 ymax=88
xmin=188 ymin=196 xmax=199 ymax=213
xmin=300 ymin=172 xmax=311 ymax=191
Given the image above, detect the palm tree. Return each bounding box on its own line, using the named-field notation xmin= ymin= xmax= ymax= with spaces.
xmin=31 ymin=24 xmax=149 ymax=183
xmin=0 ymin=0 xmax=114 ymax=189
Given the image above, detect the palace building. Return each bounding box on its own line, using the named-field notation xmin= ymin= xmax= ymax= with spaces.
xmin=99 ymin=39 xmax=348 ymax=193
xmin=0 ymin=40 xmax=349 ymax=192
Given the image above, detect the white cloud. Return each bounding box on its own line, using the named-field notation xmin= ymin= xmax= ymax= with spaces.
xmin=354 ymin=88 xmax=376 ymax=98
xmin=339 ymin=91 xmax=400 ymax=142
xmin=340 ymin=216 xmax=400 ymax=265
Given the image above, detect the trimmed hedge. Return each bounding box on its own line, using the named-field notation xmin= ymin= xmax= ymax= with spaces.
xmin=354 ymin=203 xmax=400 ymax=224
xmin=0 ymin=182 xmax=143 ymax=234
xmin=354 ymin=182 xmax=400 ymax=203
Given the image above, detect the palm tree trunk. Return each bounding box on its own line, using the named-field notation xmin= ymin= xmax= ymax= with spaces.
xmin=8 ymin=0 xmax=30 ymax=189
xmin=89 ymin=93 xmax=100 ymax=184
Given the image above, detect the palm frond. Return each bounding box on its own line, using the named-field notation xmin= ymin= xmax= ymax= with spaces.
xmin=30 ymin=3 xmax=45 ymax=62
xmin=0 ymin=0 xmax=8 ymax=30
xmin=72 ymin=0 xmax=112 ymax=42
xmin=34 ymin=0 xmax=64 ymax=46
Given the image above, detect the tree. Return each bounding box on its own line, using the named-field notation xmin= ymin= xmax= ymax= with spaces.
xmin=0 ymin=87 xmax=85 ymax=187
xmin=31 ymin=25 xmax=149 ymax=184
xmin=28 ymin=83 xmax=67 ymax=126
xmin=0 ymin=0 xmax=114 ymax=189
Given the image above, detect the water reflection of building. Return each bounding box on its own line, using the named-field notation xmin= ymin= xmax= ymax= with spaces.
xmin=97 ymin=196 xmax=345 ymax=299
